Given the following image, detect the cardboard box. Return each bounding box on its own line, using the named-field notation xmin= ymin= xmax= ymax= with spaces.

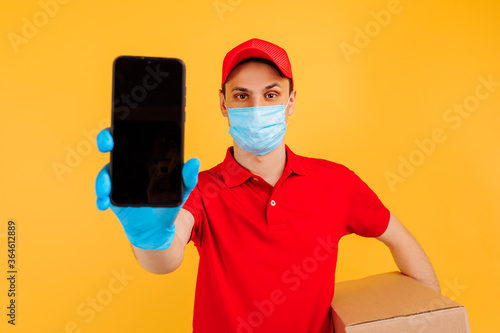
xmin=331 ymin=272 xmax=471 ymax=333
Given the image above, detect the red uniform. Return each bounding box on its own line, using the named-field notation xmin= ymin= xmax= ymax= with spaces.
xmin=183 ymin=146 xmax=390 ymax=333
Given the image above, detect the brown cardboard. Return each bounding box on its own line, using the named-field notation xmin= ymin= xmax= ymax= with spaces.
xmin=331 ymin=272 xmax=471 ymax=333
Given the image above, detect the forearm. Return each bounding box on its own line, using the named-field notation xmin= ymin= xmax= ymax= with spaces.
xmin=387 ymin=231 xmax=440 ymax=292
xmin=131 ymin=209 xmax=194 ymax=275
xmin=378 ymin=213 xmax=440 ymax=292
xmin=132 ymin=234 xmax=185 ymax=274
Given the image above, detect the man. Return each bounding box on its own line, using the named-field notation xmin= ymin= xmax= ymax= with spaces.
xmin=96 ymin=38 xmax=440 ymax=332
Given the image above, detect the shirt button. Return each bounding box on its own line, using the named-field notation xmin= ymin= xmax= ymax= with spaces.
xmin=253 ymin=177 xmax=259 ymax=181
xmin=270 ymin=200 xmax=276 ymax=206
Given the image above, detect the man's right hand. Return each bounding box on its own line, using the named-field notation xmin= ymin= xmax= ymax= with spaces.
xmin=95 ymin=128 xmax=200 ymax=250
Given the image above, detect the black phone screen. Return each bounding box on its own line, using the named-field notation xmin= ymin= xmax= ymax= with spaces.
xmin=110 ymin=56 xmax=185 ymax=207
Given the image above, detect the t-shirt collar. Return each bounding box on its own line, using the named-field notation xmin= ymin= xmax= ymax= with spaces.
xmin=221 ymin=145 xmax=306 ymax=188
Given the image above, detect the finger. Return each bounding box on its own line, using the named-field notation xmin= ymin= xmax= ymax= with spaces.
xmin=96 ymin=196 xmax=110 ymax=211
xmin=182 ymin=158 xmax=200 ymax=193
xmin=97 ymin=128 xmax=114 ymax=152
xmin=95 ymin=164 xmax=111 ymax=198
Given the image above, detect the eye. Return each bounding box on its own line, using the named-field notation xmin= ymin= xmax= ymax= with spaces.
xmin=266 ymin=92 xmax=278 ymax=99
xmin=234 ymin=93 xmax=248 ymax=100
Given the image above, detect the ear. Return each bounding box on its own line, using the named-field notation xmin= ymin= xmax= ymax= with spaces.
xmin=147 ymin=159 xmax=157 ymax=177
xmin=287 ymin=89 xmax=297 ymax=116
xmin=219 ymin=90 xmax=228 ymax=117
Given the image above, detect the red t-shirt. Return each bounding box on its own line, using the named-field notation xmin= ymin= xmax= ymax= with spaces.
xmin=183 ymin=146 xmax=390 ymax=333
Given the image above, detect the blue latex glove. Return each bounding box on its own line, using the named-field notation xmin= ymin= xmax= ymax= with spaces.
xmin=95 ymin=129 xmax=200 ymax=250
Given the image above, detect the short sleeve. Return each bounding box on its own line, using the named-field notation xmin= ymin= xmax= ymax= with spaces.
xmin=182 ymin=184 xmax=204 ymax=247
xmin=346 ymin=170 xmax=390 ymax=238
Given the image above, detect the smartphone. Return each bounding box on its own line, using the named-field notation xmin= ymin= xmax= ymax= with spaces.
xmin=110 ymin=56 xmax=185 ymax=207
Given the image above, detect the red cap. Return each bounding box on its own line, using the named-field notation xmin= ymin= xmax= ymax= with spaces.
xmin=221 ymin=38 xmax=293 ymax=89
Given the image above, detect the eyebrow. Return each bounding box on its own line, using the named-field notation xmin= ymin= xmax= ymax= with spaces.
xmin=231 ymin=82 xmax=282 ymax=94
xmin=231 ymin=86 xmax=251 ymax=93
xmin=264 ymin=83 xmax=281 ymax=91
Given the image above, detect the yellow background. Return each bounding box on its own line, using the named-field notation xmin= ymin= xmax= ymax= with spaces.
xmin=1 ymin=0 xmax=499 ymax=332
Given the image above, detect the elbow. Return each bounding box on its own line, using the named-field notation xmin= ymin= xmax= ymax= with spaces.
xmin=145 ymin=267 xmax=176 ymax=275
xmin=132 ymin=244 xmax=185 ymax=275
xmin=144 ymin=259 xmax=183 ymax=275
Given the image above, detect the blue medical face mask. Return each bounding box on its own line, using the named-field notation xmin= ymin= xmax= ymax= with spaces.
xmin=225 ymin=96 xmax=292 ymax=155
